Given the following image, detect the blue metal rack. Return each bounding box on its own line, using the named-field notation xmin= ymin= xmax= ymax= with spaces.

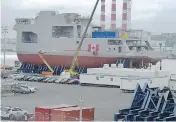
xmin=20 ymin=63 xmax=87 ymax=75
xmin=114 ymin=83 xmax=176 ymax=121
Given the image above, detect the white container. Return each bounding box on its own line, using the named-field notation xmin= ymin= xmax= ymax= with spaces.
xmin=169 ymin=80 xmax=176 ymax=91
xmin=81 ymin=64 xmax=170 ymax=88
xmin=170 ymin=74 xmax=176 ymax=80
xmin=87 ymin=67 xmax=170 ymax=78
xmin=80 ymin=73 xmax=121 ymax=86
xmin=120 ymin=76 xmax=170 ymax=91
xmin=169 ymin=74 xmax=176 ymax=91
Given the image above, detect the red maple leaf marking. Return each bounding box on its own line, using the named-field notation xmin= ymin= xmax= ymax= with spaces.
xmin=91 ymin=46 xmax=95 ymax=49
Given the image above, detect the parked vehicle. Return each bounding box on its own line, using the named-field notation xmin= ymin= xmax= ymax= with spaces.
xmin=14 ymin=74 xmax=25 ymax=80
xmin=15 ymin=83 xmax=37 ymax=93
xmin=28 ymin=76 xmax=36 ymax=81
xmin=35 ymin=76 xmax=45 ymax=82
xmin=11 ymin=85 xmax=31 ymax=94
xmin=67 ymin=79 xmax=80 ymax=85
xmin=1 ymin=71 xmax=9 ymax=79
xmin=42 ymin=77 xmax=50 ymax=83
xmin=8 ymin=74 xmax=19 ymax=79
xmin=11 ymin=73 xmax=58 ymax=83
xmin=23 ymin=76 xmax=32 ymax=81
xmin=22 ymin=85 xmax=37 ymax=93
xmin=1 ymin=106 xmax=28 ymax=121
xmin=47 ymin=77 xmax=57 ymax=83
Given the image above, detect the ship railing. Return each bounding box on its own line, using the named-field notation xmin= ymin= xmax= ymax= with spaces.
xmin=15 ymin=18 xmax=35 ymax=25
xmin=128 ymin=50 xmax=169 ymax=58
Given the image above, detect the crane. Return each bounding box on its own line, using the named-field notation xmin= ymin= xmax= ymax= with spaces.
xmin=37 ymin=49 xmax=89 ymax=76
xmin=64 ymin=0 xmax=100 ymax=77
xmin=37 ymin=50 xmax=54 ymax=75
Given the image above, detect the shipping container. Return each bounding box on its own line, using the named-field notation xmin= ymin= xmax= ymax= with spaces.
xmin=80 ymin=65 xmax=170 ymax=88
xmin=35 ymin=104 xmax=78 ymax=121
xmin=51 ymin=107 xmax=95 ymax=121
xmin=92 ymin=31 xmax=118 ymax=38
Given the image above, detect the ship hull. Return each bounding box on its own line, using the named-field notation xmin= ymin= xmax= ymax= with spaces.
xmin=17 ymin=53 xmax=159 ymax=68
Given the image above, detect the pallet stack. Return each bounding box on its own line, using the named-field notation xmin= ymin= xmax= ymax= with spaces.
xmin=114 ymin=83 xmax=176 ymax=121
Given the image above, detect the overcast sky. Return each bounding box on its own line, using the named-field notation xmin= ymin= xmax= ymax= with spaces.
xmin=1 ymin=0 xmax=176 ymax=38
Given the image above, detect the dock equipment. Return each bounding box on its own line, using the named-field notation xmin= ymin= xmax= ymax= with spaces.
xmin=37 ymin=50 xmax=54 ymax=75
xmin=64 ymin=0 xmax=100 ymax=77
xmin=19 ymin=63 xmax=87 ymax=75
xmin=114 ymin=83 xmax=176 ymax=121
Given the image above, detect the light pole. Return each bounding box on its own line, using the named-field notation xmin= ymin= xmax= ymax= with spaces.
xmin=141 ymin=52 xmax=144 ymax=69
xmin=78 ymin=97 xmax=84 ymax=121
xmin=159 ymin=42 xmax=162 ymax=70
xmin=159 ymin=42 xmax=162 ymax=51
xmin=1 ymin=26 xmax=8 ymax=68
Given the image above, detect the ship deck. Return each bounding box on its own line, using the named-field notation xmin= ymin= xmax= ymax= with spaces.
xmin=1 ymin=81 xmax=132 ymax=121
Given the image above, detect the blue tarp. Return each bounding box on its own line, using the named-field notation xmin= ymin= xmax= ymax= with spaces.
xmin=92 ymin=31 xmax=118 ymax=38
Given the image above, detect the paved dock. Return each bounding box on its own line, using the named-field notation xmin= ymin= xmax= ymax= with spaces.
xmin=1 ymin=81 xmax=133 ymax=121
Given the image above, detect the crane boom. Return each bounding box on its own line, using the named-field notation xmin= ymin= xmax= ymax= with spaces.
xmin=37 ymin=52 xmax=54 ymax=73
xmin=69 ymin=0 xmax=100 ymax=74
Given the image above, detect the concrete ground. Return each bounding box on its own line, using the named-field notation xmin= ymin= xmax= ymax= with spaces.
xmin=1 ymin=81 xmax=132 ymax=121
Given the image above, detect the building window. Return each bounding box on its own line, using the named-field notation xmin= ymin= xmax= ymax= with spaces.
xmin=22 ymin=32 xmax=38 ymax=43
xmin=76 ymin=41 xmax=79 ymax=44
xmin=108 ymin=40 xmax=122 ymax=45
xmin=110 ymin=78 xmax=113 ymax=81
xmin=118 ymin=47 xmax=122 ymax=53
xmin=96 ymin=76 xmax=99 ymax=80
xmin=117 ymin=40 xmax=122 ymax=45
xmin=108 ymin=40 xmax=118 ymax=45
xmin=52 ymin=26 xmax=73 ymax=38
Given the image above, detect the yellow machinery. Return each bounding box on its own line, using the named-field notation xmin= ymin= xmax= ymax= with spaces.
xmin=64 ymin=52 xmax=79 ymax=76
xmin=121 ymin=33 xmax=128 ymax=39
xmin=64 ymin=0 xmax=100 ymax=77
xmin=37 ymin=50 xmax=54 ymax=75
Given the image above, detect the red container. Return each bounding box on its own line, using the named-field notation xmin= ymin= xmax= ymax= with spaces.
xmin=51 ymin=107 xmax=95 ymax=121
xmin=35 ymin=104 xmax=78 ymax=121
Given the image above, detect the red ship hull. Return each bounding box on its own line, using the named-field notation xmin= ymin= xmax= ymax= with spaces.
xmin=17 ymin=53 xmax=159 ymax=68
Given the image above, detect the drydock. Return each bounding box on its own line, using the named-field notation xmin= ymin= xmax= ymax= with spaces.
xmin=13 ymin=0 xmax=168 ymax=74
xmin=1 ymin=0 xmax=176 ymax=121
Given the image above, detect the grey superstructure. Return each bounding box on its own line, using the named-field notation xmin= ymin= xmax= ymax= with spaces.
xmin=13 ymin=11 xmax=168 ymax=68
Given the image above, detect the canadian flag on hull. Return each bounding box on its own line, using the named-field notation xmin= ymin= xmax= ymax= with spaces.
xmin=88 ymin=44 xmax=99 ymax=52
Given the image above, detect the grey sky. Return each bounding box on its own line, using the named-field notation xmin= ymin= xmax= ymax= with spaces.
xmin=1 ymin=0 xmax=176 ymax=37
